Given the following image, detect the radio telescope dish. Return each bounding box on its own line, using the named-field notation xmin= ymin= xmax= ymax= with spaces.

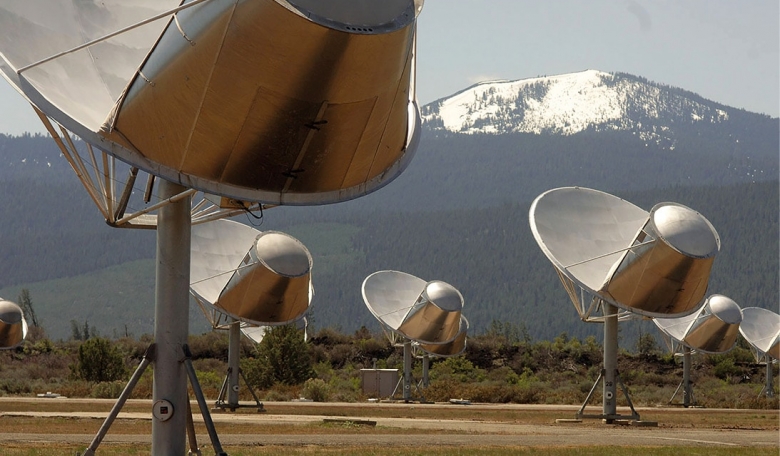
xmin=362 ymin=270 xmax=467 ymax=402
xmin=529 ymin=187 xmax=720 ymax=319
xmin=740 ymin=307 xmax=780 ymax=399
xmin=362 ymin=270 xmax=464 ymax=345
xmin=653 ymin=294 xmax=743 ymax=407
xmin=0 ymin=0 xmax=423 ymax=205
xmin=739 ymin=307 xmax=780 ymax=360
xmin=0 ymin=299 xmax=27 ymax=349
xmin=190 ymin=219 xmax=313 ymax=413
xmin=654 ymin=294 xmax=743 ymax=355
xmin=191 ymin=220 xmax=313 ymax=326
xmin=529 ymin=187 xmax=721 ymax=423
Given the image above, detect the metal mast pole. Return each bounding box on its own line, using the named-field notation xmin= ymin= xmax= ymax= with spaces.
xmin=228 ymin=319 xmax=241 ymax=407
xmin=421 ymin=353 xmax=430 ymax=388
xmin=683 ymin=345 xmax=692 ymax=407
xmin=766 ymin=354 xmax=775 ymax=398
xmin=403 ymin=341 xmax=413 ymax=402
xmin=603 ymin=303 xmax=618 ymax=422
xmin=152 ymin=180 xmax=192 ymax=455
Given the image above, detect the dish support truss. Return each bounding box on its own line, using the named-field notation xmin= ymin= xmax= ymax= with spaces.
xmin=34 ymin=108 xmax=264 ymax=229
xmin=554 ymin=270 xmax=640 ymax=422
xmin=554 ymin=268 xmax=636 ymax=324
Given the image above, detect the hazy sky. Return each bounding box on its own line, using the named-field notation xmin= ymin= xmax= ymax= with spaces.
xmin=0 ymin=0 xmax=777 ymax=136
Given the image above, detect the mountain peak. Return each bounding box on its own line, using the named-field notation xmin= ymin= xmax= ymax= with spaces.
xmin=420 ymin=70 xmax=732 ymax=139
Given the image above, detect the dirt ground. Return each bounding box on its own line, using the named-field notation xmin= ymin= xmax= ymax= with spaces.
xmin=0 ymin=398 xmax=777 ymax=450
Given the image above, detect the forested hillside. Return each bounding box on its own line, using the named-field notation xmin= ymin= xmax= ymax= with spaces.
xmin=2 ymin=179 xmax=776 ymax=343
xmin=310 ymin=127 xmax=778 ymax=214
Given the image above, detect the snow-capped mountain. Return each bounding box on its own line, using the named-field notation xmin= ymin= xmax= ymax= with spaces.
xmin=420 ymin=70 xmax=739 ymax=146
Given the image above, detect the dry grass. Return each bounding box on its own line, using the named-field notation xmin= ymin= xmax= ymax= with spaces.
xmin=0 ymin=445 xmax=778 ymax=456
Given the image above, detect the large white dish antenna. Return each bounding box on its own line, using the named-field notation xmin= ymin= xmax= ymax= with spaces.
xmin=529 ymin=187 xmax=720 ymax=318
xmin=190 ymin=219 xmax=313 ymax=326
xmin=362 ymin=270 xmax=465 ymax=345
xmin=0 ymin=0 xmax=423 ymax=205
xmin=739 ymin=307 xmax=780 ymax=360
xmin=0 ymin=299 xmax=27 ymax=349
xmin=653 ymin=295 xmax=743 ymax=354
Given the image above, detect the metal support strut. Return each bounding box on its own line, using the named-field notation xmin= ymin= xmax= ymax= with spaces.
xmin=575 ymin=303 xmax=640 ymax=423
xmin=390 ymin=342 xmax=426 ymax=402
xmin=81 ymin=344 xmax=227 ymax=456
xmin=576 ymin=368 xmax=640 ymax=422
xmin=669 ymin=346 xmax=695 ymax=407
xmin=213 ymin=320 xmax=265 ymax=412
xmin=759 ymin=354 xmax=776 ymax=399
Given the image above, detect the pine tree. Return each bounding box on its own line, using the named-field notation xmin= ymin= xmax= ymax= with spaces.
xmin=17 ymin=289 xmax=38 ymax=328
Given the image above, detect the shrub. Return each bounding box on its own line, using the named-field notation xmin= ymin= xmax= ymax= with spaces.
xmin=23 ymin=337 xmax=55 ymax=356
xmin=309 ymin=327 xmax=351 ymax=346
xmin=0 ymin=378 xmax=32 ymax=395
xmin=73 ymin=337 xmax=128 ymax=383
xmin=636 ymin=333 xmax=660 ymax=358
xmin=712 ymin=357 xmax=743 ymax=380
xmin=258 ymin=324 xmax=313 ymax=385
xmin=262 ymin=384 xmax=298 ymax=402
xmin=354 ymin=337 xmax=393 ymax=365
xmin=463 ymin=338 xmax=498 ymax=369
xmin=91 ymin=381 xmax=125 ymax=399
xmin=241 ymin=356 xmax=274 ymax=390
xmin=301 ymin=378 xmax=330 ymax=402
xmin=327 ymin=344 xmax=355 ymax=369
xmin=187 ymin=331 xmax=229 ymax=360
xmin=243 ymin=323 xmax=313 ymax=390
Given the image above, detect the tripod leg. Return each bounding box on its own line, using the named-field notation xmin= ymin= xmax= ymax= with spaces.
xmin=239 ymin=368 xmax=265 ymax=411
xmin=185 ymin=401 xmax=202 ymax=456
xmin=576 ymin=370 xmax=603 ymax=418
xmin=390 ymin=375 xmax=403 ymax=400
xmin=215 ymin=369 xmax=230 ymax=408
xmin=182 ymin=344 xmax=227 ymax=456
xmin=615 ymin=371 xmax=640 ymax=420
xmin=669 ymin=379 xmax=683 ymax=405
xmin=83 ymin=344 xmax=155 ymax=456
